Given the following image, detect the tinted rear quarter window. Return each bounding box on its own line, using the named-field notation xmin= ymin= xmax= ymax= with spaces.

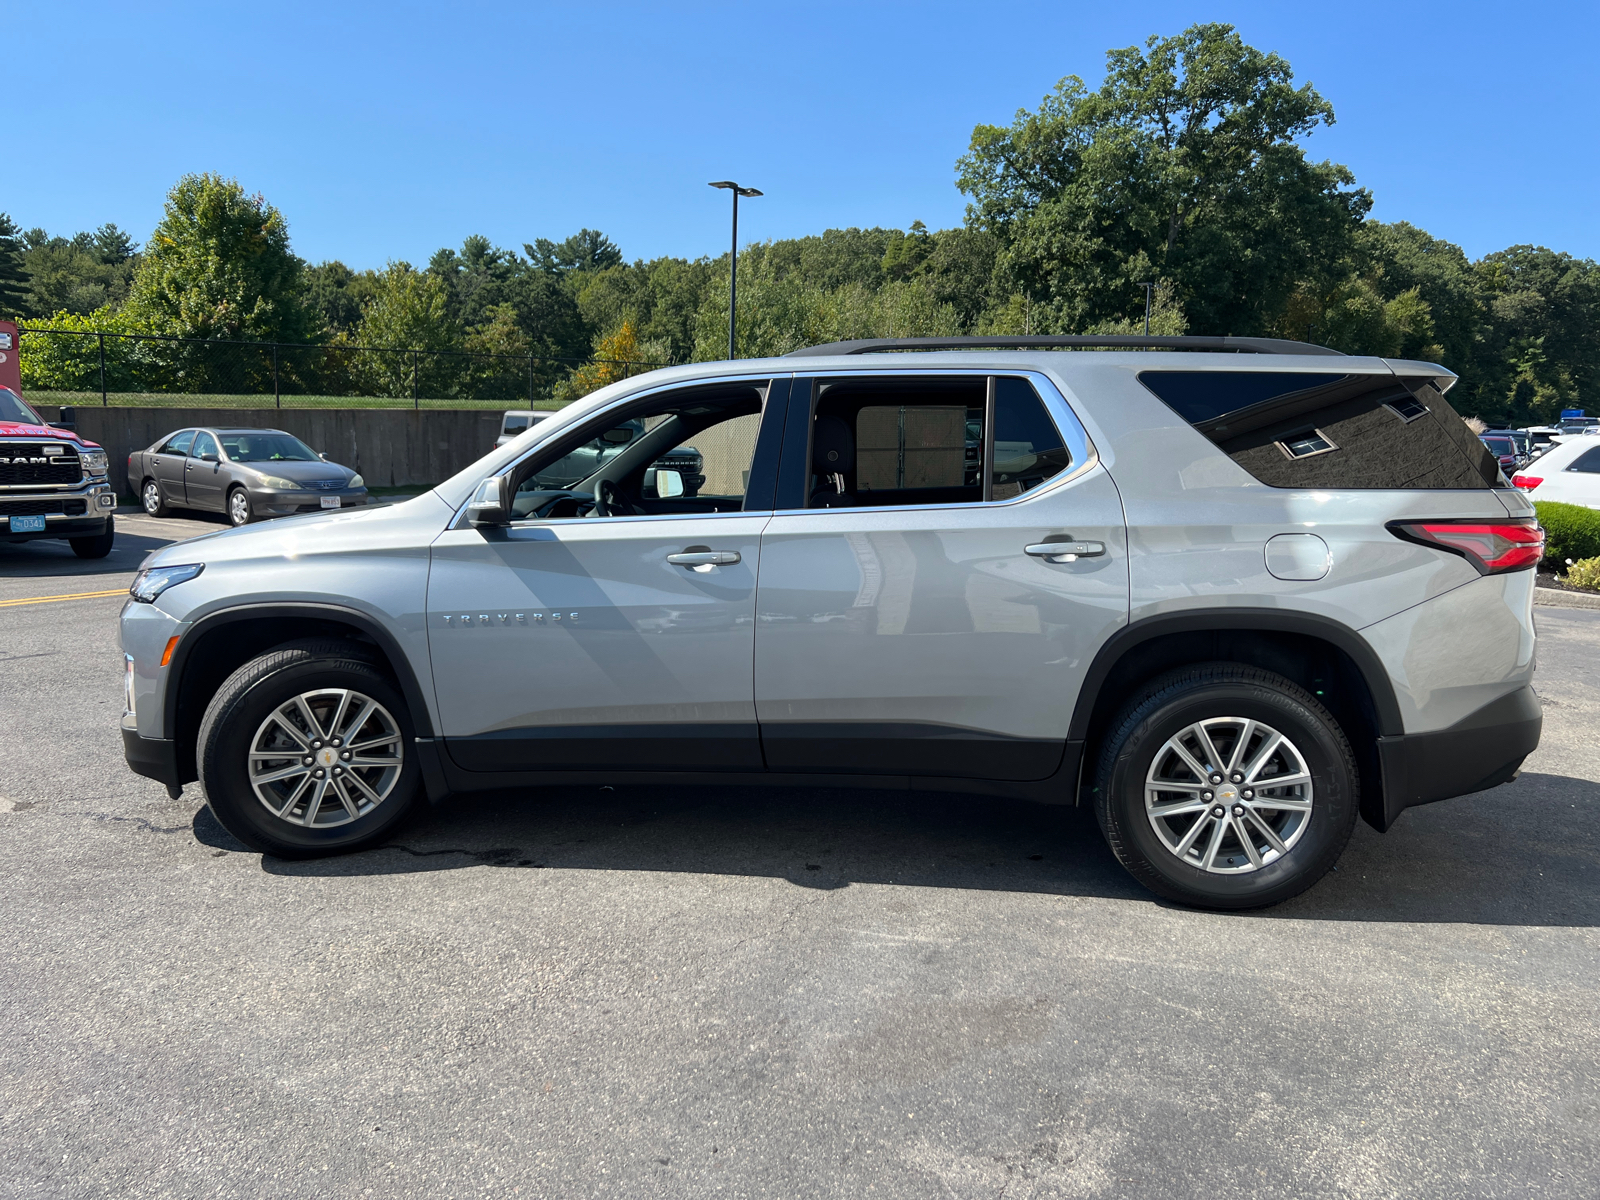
xmin=1568 ymin=446 xmax=1600 ymax=474
xmin=1137 ymin=371 xmax=1501 ymax=489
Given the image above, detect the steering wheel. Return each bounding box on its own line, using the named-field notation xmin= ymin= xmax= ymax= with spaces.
xmin=594 ymin=478 xmax=620 ymax=518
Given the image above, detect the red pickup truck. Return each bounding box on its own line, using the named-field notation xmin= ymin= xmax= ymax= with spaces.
xmin=0 ymin=386 xmax=117 ymax=558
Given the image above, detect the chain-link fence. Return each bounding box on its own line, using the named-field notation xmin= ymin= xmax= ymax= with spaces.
xmin=17 ymin=326 xmax=670 ymax=410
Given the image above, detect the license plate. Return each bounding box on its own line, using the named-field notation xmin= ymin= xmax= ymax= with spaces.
xmin=320 ymin=496 xmax=341 ymax=509
xmin=8 ymin=515 xmax=46 ymax=532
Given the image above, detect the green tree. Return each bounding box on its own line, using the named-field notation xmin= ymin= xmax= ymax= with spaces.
xmin=957 ymin=23 xmax=1368 ymax=335
xmin=127 ymin=174 xmax=314 ymax=341
xmin=304 ymin=260 xmax=376 ymax=335
xmin=525 ymin=228 xmax=623 ymax=275
xmin=0 ymin=213 xmax=28 ymax=318
xmin=21 ymin=224 xmax=141 ymax=316
xmin=122 ymin=174 xmax=317 ymax=391
xmin=350 ymin=262 xmax=459 ymax=397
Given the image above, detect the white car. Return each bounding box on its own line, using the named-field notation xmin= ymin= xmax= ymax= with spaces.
xmin=1513 ymin=437 xmax=1600 ymax=508
xmin=494 ymin=410 xmax=553 ymax=451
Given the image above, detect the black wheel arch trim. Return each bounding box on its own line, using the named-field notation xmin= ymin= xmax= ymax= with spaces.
xmin=1069 ymin=608 xmax=1404 ymax=741
xmin=162 ymin=602 xmax=435 ymax=740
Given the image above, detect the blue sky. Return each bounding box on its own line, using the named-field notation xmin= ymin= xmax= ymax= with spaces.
xmin=11 ymin=1 xmax=1598 ymax=270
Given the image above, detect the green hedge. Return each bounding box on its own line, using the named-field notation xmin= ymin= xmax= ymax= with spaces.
xmin=1535 ymin=501 xmax=1600 ymax=567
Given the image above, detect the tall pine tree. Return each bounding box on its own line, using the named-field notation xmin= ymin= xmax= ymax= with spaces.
xmin=0 ymin=214 xmax=29 ymax=318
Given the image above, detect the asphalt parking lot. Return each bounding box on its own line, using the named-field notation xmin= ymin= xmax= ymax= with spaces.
xmin=3 ymin=514 xmax=1598 ymax=1198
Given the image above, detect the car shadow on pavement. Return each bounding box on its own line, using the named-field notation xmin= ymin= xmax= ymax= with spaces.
xmin=194 ymin=768 xmax=1600 ymax=926
xmin=0 ymin=526 xmax=202 ymax=578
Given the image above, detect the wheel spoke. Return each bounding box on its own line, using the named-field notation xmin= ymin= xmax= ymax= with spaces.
xmin=269 ymin=712 xmax=310 ymax=750
xmin=1255 ymin=771 xmax=1311 ymax=790
xmin=1167 ymin=740 xmax=1211 ymax=784
xmin=348 ymin=733 xmax=399 ymax=752
xmin=1234 ymin=815 xmax=1264 ymax=868
xmin=1224 ymin=720 xmax=1256 ymax=774
xmin=1242 ymin=733 xmax=1285 ymax=782
xmin=1194 ymin=723 xmax=1227 ymax=776
xmin=326 ymin=690 xmax=355 ymax=745
xmin=276 ymin=772 xmax=313 ymax=819
xmin=1173 ymin=812 xmax=1213 ymax=858
xmin=293 ymin=695 xmax=327 ymax=742
xmin=1148 ymin=796 xmax=1209 ymax=820
xmin=331 ymin=777 xmax=361 ymax=820
xmin=1248 ymin=794 xmax=1312 ymax=813
xmin=1199 ymin=815 xmax=1228 ymax=870
xmin=303 ymin=777 xmax=331 ymax=825
xmin=344 ymin=769 xmax=384 ymax=805
xmin=252 ymin=763 xmax=310 ymax=786
xmin=338 ymin=697 xmax=376 ymax=743
xmin=347 ymin=753 xmax=398 ymax=768
xmin=1245 ymin=808 xmax=1290 ymax=856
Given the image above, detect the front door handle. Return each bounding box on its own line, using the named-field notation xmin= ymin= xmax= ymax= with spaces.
xmin=667 ymin=549 xmax=741 ymax=567
xmin=1025 ymin=540 xmax=1105 ymax=563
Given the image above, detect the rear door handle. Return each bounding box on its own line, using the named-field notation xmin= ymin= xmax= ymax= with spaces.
xmin=667 ymin=550 xmax=741 ymax=567
xmin=1025 ymin=541 xmax=1105 ymax=562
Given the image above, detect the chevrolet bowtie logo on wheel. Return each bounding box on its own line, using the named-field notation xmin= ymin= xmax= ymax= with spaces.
xmin=440 ymin=612 xmax=581 ymax=627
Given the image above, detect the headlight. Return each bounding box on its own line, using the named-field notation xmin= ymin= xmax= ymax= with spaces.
xmin=80 ymin=448 xmax=109 ymax=476
xmin=256 ymin=474 xmax=303 ymax=490
xmin=129 ymin=563 xmax=204 ymax=604
xmin=348 ymin=474 xmax=364 ymax=489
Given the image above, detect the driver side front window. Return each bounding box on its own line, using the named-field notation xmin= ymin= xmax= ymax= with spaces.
xmin=510 ymin=385 xmax=767 ymax=522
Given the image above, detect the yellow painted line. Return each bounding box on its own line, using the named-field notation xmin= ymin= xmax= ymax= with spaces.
xmin=0 ymin=587 xmax=128 ymax=609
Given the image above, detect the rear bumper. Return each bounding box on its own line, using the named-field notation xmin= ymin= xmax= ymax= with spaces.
xmin=1370 ymin=685 xmax=1542 ymax=832
xmin=122 ymin=728 xmax=182 ymax=789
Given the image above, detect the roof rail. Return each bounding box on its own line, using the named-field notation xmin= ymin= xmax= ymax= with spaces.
xmin=784 ymin=335 xmax=1345 ymax=358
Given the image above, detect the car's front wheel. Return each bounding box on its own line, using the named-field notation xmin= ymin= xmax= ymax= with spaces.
xmin=227 ymin=486 xmax=254 ymax=527
xmin=196 ymin=640 xmax=421 ymax=857
xmin=69 ymin=517 xmax=115 ymax=559
xmin=1094 ymin=663 xmax=1358 ymax=910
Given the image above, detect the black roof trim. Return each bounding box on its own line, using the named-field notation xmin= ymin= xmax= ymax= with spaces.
xmin=784 ymin=335 xmax=1345 ymax=358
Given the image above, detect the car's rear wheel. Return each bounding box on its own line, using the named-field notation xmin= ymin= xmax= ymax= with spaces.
xmin=141 ymin=480 xmax=169 ymax=517
xmin=69 ymin=517 xmax=115 ymax=559
xmin=227 ymin=486 xmax=253 ymax=527
xmin=1094 ymin=663 xmax=1358 ymax=910
xmin=196 ymin=640 xmax=420 ymax=857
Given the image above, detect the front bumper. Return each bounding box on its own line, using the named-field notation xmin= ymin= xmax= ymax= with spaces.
xmin=1 ymin=483 xmax=116 ymax=540
xmin=1369 ymin=685 xmax=1542 ymax=831
xmin=252 ymin=487 xmax=369 ymax=516
xmin=122 ymin=726 xmax=182 ymax=789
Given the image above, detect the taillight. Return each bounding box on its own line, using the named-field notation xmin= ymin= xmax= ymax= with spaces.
xmin=1512 ymin=474 xmax=1543 ymax=490
xmin=1388 ymin=520 xmax=1544 ymax=574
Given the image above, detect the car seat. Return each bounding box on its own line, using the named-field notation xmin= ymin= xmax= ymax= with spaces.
xmin=810 ymin=414 xmax=857 ymax=507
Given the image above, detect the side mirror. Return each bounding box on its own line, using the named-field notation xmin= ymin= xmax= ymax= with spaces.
xmin=653 ymin=468 xmax=685 ymax=498
xmin=319 ymin=452 xmax=329 ymax=460
xmin=199 ymin=453 xmax=220 ymax=463
xmin=467 ymin=475 xmax=513 ymax=527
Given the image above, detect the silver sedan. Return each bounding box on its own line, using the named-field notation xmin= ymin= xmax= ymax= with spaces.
xmin=130 ymin=427 xmax=368 ymax=526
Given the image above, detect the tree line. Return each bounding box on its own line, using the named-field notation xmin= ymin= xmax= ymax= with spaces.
xmin=1 ymin=23 xmax=1595 ymax=422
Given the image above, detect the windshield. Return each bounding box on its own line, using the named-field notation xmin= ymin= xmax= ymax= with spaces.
xmin=0 ymin=387 xmax=44 ymax=425
xmin=218 ymin=432 xmax=321 ymax=462
xmin=527 ymin=419 xmax=646 ymax=490
xmin=1482 ymin=437 xmax=1514 ymax=454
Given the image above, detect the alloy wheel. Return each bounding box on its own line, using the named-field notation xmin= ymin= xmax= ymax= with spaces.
xmin=142 ymin=483 xmax=161 ymax=514
xmin=247 ymin=688 xmax=404 ymax=828
xmin=1144 ymin=716 xmax=1313 ymax=874
xmin=229 ymin=490 xmax=251 ymax=525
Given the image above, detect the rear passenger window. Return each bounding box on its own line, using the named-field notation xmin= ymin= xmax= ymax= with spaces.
xmin=1137 ymin=371 xmax=1501 ymax=490
xmin=809 ymin=375 xmax=1072 ymax=507
xmin=1569 ymin=447 xmax=1600 ymax=474
xmin=992 ymin=376 xmax=1073 ymax=499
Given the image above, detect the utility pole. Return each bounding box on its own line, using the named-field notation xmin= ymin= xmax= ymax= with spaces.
xmin=1139 ymin=282 xmax=1154 ymax=336
xmin=708 ymin=181 xmax=762 ymax=360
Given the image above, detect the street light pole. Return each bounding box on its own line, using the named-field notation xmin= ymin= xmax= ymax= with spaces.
xmin=709 ymin=181 xmax=762 ymax=360
xmin=1139 ymin=282 xmax=1154 ymax=337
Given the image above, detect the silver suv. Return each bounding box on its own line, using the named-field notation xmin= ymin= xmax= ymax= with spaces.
xmin=119 ymin=336 xmax=1544 ymax=910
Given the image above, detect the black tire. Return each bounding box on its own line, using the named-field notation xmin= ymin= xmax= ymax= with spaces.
xmin=197 ymin=640 xmax=420 ymax=858
xmin=69 ymin=517 xmax=115 ymax=559
xmin=1094 ymin=663 xmax=1358 ymax=910
xmin=227 ymin=486 xmax=253 ymax=527
xmin=141 ymin=479 xmax=169 ymax=517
